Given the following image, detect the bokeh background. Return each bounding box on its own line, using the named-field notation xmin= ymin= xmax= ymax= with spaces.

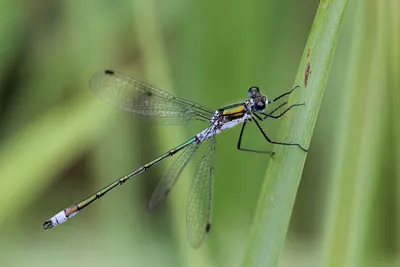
xmin=0 ymin=0 xmax=398 ymax=267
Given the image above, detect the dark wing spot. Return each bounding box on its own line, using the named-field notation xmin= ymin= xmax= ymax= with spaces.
xmin=146 ymin=91 xmax=153 ymax=97
xmin=105 ymin=70 xmax=114 ymax=75
xmin=205 ymin=222 xmax=211 ymax=233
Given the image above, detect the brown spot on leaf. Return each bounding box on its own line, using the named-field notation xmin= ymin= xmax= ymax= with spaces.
xmin=304 ymin=48 xmax=312 ymax=87
xmin=304 ymin=63 xmax=311 ymax=88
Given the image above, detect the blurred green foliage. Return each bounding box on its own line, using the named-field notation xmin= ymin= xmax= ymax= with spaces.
xmin=0 ymin=0 xmax=397 ymax=267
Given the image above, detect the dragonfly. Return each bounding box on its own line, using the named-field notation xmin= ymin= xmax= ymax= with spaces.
xmin=43 ymin=69 xmax=308 ymax=248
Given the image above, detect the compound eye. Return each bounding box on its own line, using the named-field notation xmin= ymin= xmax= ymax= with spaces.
xmin=248 ymin=86 xmax=260 ymax=98
xmin=254 ymin=101 xmax=266 ymax=112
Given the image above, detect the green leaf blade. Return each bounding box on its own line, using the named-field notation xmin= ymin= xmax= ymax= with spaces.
xmin=241 ymin=1 xmax=349 ymax=266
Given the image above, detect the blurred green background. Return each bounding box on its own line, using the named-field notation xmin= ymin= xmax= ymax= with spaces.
xmin=0 ymin=0 xmax=398 ymax=267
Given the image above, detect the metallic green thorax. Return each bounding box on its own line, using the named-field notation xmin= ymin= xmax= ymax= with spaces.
xmin=221 ymin=104 xmax=246 ymax=121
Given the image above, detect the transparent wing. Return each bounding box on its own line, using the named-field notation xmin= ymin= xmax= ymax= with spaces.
xmin=90 ymin=70 xmax=214 ymax=124
xmin=149 ymin=142 xmax=200 ymax=210
xmin=186 ymin=132 xmax=216 ymax=248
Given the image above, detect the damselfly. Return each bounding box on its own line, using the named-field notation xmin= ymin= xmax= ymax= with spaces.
xmin=43 ymin=70 xmax=308 ymax=248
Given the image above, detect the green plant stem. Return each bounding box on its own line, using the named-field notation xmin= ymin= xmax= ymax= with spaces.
xmin=321 ymin=1 xmax=389 ymax=266
xmin=318 ymin=0 xmax=366 ymax=266
xmin=241 ymin=1 xmax=349 ymax=266
xmin=389 ymin=0 xmax=400 ymax=263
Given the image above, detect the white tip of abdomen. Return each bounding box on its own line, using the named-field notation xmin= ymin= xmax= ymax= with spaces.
xmin=42 ymin=211 xmax=68 ymax=230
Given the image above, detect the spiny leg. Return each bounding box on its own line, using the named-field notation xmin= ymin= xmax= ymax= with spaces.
xmin=251 ymin=114 xmax=308 ymax=152
xmin=237 ymin=120 xmax=275 ymax=155
xmin=261 ymin=103 xmax=305 ymax=120
xmin=267 ymin=101 xmax=288 ymax=116
xmin=269 ymin=85 xmax=300 ymax=104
